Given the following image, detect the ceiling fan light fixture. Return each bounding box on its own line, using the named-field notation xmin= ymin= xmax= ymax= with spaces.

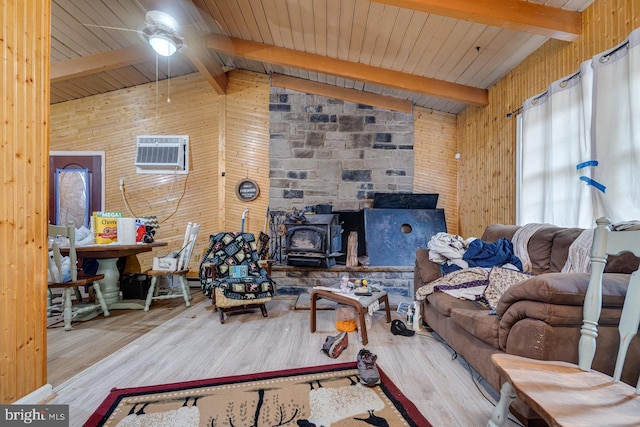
xmin=148 ymin=34 xmax=177 ymax=56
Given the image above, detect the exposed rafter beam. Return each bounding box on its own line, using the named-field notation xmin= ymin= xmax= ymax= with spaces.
xmin=50 ymin=45 xmax=154 ymax=83
xmin=370 ymin=0 xmax=581 ymax=42
xmin=204 ymin=34 xmax=488 ymax=107
xmin=182 ymin=41 xmax=228 ymax=95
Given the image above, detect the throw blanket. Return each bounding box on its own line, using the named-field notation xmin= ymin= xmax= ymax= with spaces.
xmin=560 ymin=220 xmax=640 ymax=273
xmin=428 ymin=232 xmax=522 ymax=275
xmin=415 ymin=266 xmax=532 ymax=312
xmin=415 ymin=267 xmax=488 ymax=301
xmin=463 ymin=238 xmax=523 ymax=271
xmin=427 ymin=232 xmax=473 ymax=270
xmin=561 ymin=228 xmax=593 ymax=273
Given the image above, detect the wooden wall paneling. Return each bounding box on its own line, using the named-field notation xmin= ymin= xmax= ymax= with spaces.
xmin=50 ymin=73 xmax=221 ymax=271
xmin=223 ymin=70 xmax=271 ymax=237
xmin=218 ymin=96 xmax=227 ymax=233
xmin=413 ymin=107 xmax=459 ymax=235
xmin=457 ymin=0 xmax=640 ymax=238
xmin=0 ymin=0 xmax=50 ymax=403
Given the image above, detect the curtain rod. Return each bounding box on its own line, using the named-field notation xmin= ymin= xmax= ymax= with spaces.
xmin=506 ymin=107 xmax=522 ymax=118
xmin=506 ymin=69 xmax=582 ymax=118
xmin=601 ymin=41 xmax=629 ymax=62
xmin=505 ymin=38 xmax=629 ymax=119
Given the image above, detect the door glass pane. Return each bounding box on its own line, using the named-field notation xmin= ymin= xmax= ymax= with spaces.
xmin=55 ymin=168 xmax=90 ymax=227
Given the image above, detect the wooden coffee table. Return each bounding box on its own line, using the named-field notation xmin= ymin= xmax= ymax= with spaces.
xmin=310 ymin=289 xmax=391 ymax=345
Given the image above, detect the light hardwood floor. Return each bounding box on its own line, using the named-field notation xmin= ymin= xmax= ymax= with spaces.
xmin=47 ymin=294 xmax=521 ymax=427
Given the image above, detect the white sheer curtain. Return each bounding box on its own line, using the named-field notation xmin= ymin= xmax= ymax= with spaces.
xmin=518 ymin=61 xmax=593 ymax=227
xmin=517 ymin=26 xmax=640 ymax=226
xmin=591 ymin=31 xmax=640 ymax=223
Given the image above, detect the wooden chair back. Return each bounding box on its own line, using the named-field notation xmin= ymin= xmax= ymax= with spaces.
xmin=48 ymin=221 xmax=78 ymax=283
xmin=581 ymin=217 xmax=640 ymax=390
xmin=47 ymin=221 xmax=108 ymax=331
xmin=143 ymin=222 xmax=200 ymax=311
xmin=176 ymin=222 xmax=200 ymax=272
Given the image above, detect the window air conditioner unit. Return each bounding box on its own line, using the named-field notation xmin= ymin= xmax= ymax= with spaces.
xmin=135 ymin=135 xmax=189 ymax=174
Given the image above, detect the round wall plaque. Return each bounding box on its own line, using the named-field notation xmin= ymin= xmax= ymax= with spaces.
xmin=236 ymin=179 xmax=260 ymax=201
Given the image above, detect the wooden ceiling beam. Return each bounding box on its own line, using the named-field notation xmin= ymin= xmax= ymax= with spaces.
xmin=182 ymin=41 xmax=228 ymax=95
xmin=204 ymin=34 xmax=488 ymax=107
xmin=370 ymin=0 xmax=581 ymax=42
xmin=50 ymin=45 xmax=154 ymax=83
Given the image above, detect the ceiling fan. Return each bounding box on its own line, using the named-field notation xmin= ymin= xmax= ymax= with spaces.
xmin=85 ymin=10 xmax=186 ymax=57
xmin=140 ymin=10 xmax=186 ymax=57
xmin=84 ymin=8 xmax=193 ymax=106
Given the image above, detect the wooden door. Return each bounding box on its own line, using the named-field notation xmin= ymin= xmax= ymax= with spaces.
xmin=49 ymin=153 xmax=104 ymax=226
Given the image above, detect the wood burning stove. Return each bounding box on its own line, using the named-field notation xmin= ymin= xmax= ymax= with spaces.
xmin=285 ymin=214 xmax=342 ymax=267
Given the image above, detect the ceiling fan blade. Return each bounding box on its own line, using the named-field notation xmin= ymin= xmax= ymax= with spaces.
xmin=83 ymin=24 xmax=144 ymax=34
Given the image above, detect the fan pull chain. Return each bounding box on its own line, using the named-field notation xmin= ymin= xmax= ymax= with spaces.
xmin=167 ymin=54 xmax=171 ymax=103
xmin=155 ymin=53 xmax=159 ymax=120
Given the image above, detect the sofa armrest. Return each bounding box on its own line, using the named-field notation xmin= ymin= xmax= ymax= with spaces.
xmin=414 ymin=249 xmax=441 ymax=296
xmin=496 ymin=272 xmax=630 ymax=317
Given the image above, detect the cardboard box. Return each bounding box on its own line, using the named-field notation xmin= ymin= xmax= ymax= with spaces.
xmin=93 ymin=211 xmax=123 ymax=244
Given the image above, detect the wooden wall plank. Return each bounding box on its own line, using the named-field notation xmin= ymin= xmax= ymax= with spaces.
xmin=457 ymin=0 xmax=640 ymax=238
xmin=413 ymin=107 xmax=459 ymax=235
xmin=0 ymin=0 xmax=50 ymax=403
xmin=223 ymin=70 xmax=271 ymax=237
xmin=50 ymin=73 xmax=221 ymax=271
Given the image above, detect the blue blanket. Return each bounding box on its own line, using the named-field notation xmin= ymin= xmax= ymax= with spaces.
xmin=463 ymin=237 xmax=523 ymax=271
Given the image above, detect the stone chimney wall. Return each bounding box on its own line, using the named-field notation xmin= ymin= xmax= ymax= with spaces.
xmin=269 ymin=87 xmax=414 ymax=211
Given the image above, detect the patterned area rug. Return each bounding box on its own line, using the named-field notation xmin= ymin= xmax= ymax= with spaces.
xmin=85 ymin=362 xmax=432 ymax=426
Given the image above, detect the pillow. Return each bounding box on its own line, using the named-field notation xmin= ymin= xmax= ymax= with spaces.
xmin=483 ymin=267 xmax=532 ymax=310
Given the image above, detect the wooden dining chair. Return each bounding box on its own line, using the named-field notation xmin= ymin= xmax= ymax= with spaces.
xmin=487 ymin=217 xmax=640 ymax=427
xmin=144 ymin=222 xmax=200 ymax=311
xmin=47 ymin=221 xmax=108 ymax=331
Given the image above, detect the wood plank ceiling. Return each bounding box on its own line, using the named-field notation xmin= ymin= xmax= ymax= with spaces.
xmin=50 ymin=0 xmax=593 ymax=114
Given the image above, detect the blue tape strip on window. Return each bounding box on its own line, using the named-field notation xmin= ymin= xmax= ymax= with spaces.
xmin=576 ymin=160 xmax=598 ymax=170
xmin=579 ymin=176 xmax=606 ymax=193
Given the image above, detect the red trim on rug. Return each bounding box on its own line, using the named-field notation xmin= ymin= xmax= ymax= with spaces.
xmin=378 ymin=367 xmax=433 ymax=427
xmin=85 ymin=361 xmax=432 ymax=427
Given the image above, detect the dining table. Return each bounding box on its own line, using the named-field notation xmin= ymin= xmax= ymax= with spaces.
xmin=71 ymin=241 xmax=167 ymax=309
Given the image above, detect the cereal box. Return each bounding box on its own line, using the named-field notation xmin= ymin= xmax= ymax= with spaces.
xmin=93 ymin=211 xmax=123 ymax=244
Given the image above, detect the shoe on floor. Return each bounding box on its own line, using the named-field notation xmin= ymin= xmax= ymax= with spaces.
xmin=357 ymin=349 xmax=380 ymax=386
xmin=391 ymin=319 xmax=415 ymax=337
xmin=322 ymin=331 xmax=348 ymax=358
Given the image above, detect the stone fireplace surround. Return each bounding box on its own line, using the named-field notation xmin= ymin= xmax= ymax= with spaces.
xmin=269 ymin=86 xmax=414 ymax=212
xmin=268 ymin=87 xmax=417 ymax=300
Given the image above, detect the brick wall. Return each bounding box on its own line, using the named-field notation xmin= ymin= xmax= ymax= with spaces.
xmin=269 ymin=87 xmax=414 ymax=211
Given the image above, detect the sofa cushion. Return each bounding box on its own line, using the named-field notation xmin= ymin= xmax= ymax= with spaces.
xmin=426 ymin=292 xmax=484 ymax=317
xmin=450 ymin=308 xmax=500 ymax=348
xmin=480 ymin=224 xmax=520 ymax=242
xmin=548 ymin=227 xmax=584 ymax=272
xmin=415 ymin=248 xmax=441 ymax=285
xmin=498 ymin=300 xmax=625 ymax=350
xmin=605 ymin=252 xmax=640 ymax=274
xmin=527 ymin=226 xmax=560 ymax=274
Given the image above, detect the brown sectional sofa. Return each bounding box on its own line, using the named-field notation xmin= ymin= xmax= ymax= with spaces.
xmin=414 ymin=223 xmax=640 ymax=426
